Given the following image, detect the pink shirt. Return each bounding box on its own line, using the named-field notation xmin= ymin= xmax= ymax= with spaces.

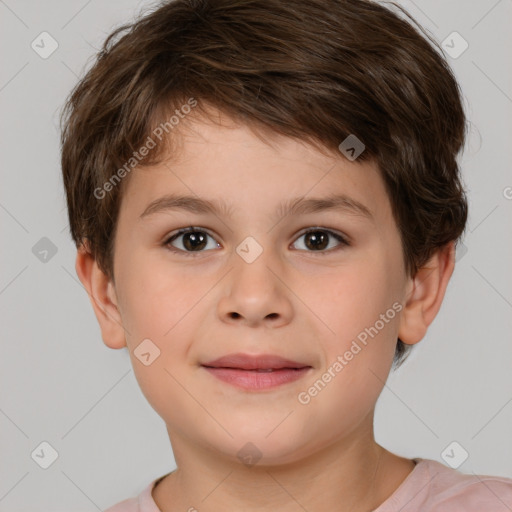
xmin=104 ymin=458 xmax=512 ymax=511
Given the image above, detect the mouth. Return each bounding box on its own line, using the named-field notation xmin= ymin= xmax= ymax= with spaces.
xmin=201 ymin=353 xmax=313 ymax=391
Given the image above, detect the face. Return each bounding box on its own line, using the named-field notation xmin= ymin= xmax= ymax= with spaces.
xmin=107 ymin=111 xmax=411 ymax=465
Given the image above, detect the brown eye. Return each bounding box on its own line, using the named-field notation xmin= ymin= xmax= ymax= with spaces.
xmin=165 ymin=228 xmax=220 ymax=254
xmin=292 ymin=229 xmax=349 ymax=254
xmin=304 ymin=231 xmax=329 ymax=250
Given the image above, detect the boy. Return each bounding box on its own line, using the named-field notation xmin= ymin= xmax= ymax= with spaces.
xmin=60 ymin=0 xmax=512 ymax=510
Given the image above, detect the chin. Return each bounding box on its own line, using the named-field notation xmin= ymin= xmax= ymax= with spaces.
xmin=209 ymin=426 xmax=317 ymax=468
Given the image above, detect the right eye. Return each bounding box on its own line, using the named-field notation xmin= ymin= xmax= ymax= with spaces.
xmin=164 ymin=227 xmax=221 ymax=256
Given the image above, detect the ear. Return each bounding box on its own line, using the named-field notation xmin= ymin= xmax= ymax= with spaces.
xmin=75 ymin=241 xmax=127 ymax=349
xmin=398 ymin=241 xmax=456 ymax=345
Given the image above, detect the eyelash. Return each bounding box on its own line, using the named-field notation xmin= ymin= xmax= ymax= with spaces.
xmin=163 ymin=226 xmax=350 ymax=257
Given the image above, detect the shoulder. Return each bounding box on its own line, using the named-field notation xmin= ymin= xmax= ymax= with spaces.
xmin=420 ymin=458 xmax=512 ymax=511
xmin=103 ymin=496 xmax=139 ymax=512
xmin=376 ymin=458 xmax=512 ymax=512
xmin=103 ymin=477 xmax=162 ymax=512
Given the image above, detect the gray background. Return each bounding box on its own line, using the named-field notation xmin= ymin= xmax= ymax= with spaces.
xmin=1 ymin=0 xmax=511 ymax=509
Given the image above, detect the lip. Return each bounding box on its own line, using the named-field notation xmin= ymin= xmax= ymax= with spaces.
xmin=201 ymin=353 xmax=312 ymax=391
xmin=202 ymin=353 xmax=310 ymax=370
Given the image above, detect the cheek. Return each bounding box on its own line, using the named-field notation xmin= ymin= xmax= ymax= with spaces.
xmin=117 ymin=258 xmax=204 ymax=416
xmin=116 ymin=253 xmax=202 ymax=349
xmin=299 ymin=269 xmax=399 ymax=435
xmin=314 ymin=258 xmax=400 ymax=343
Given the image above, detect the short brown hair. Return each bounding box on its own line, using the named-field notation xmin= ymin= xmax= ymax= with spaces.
xmin=60 ymin=0 xmax=469 ymax=367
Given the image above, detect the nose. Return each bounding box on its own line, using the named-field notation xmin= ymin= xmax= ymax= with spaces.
xmin=216 ymin=248 xmax=294 ymax=328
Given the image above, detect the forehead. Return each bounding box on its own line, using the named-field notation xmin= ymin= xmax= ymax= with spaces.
xmin=119 ymin=113 xmax=393 ymax=229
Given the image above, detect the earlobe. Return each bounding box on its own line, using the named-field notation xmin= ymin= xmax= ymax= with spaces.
xmin=398 ymin=242 xmax=456 ymax=345
xmin=75 ymin=242 xmax=127 ymax=349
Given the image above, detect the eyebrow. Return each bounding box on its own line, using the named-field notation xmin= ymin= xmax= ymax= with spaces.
xmin=139 ymin=193 xmax=374 ymax=223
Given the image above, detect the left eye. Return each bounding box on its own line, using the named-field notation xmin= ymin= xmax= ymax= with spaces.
xmin=164 ymin=227 xmax=349 ymax=255
xmin=291 ymin=228 xmax=349 ymax=254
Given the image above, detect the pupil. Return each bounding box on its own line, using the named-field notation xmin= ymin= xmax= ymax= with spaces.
xmin=306 ymin=231 xmax=327 ymax=250
xmin=184 ymin=232 xmax=207 ymax=251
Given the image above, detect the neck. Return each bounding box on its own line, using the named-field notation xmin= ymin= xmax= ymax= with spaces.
xmin=153 ymin=415 xmax=415 ymax=512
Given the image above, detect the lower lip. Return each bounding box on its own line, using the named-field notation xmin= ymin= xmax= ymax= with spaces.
xmin=202 ymin=366 xmax=311 ymax=390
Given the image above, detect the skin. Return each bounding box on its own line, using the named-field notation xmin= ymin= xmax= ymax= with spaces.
xmin=76 ymin=107 xmax=455 ymax=511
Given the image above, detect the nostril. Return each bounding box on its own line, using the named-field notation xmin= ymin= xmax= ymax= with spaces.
xmin=230 ymin=312 xmax=241 ymax=319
